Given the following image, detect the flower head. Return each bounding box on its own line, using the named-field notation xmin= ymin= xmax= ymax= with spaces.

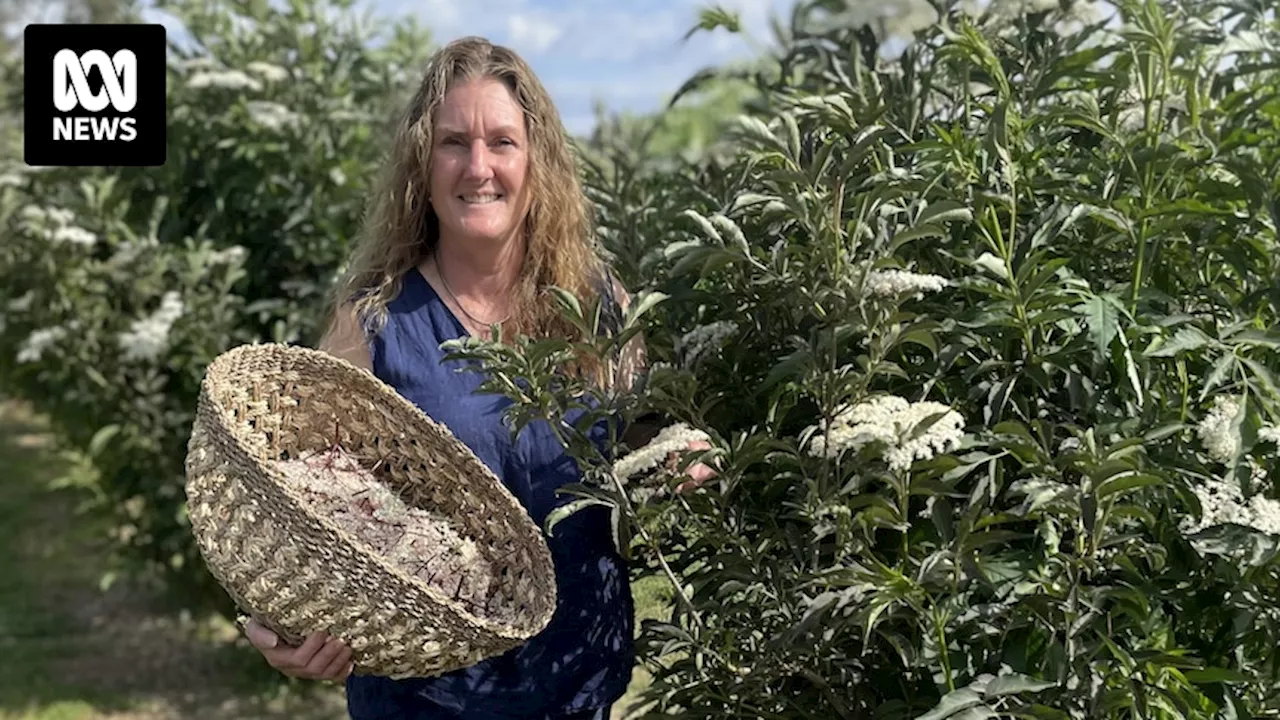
xmin=1182 ymin=470 xmax=1280 ymax=538
xmin=1197 ymin=395 xmax=1242 ymax=464
xmin=864 ymin=269 xmax=949 ymax=300
xmin=187 ymin=70 xmax=262 ymax=92
xmin=808 ymin=395 xmax=965 ymax=472
xmin=614 ymin=422 xmax=711 ymax=482
xmin=118 ymin=291 xmax=185 ymax=362
xmin=676 ymin=321 xmax=737 ymax=366
xmin=1259 ymin=426 xmax=1280 ymax=447
xmin=17 ymin=325 xmax=69 ymax=363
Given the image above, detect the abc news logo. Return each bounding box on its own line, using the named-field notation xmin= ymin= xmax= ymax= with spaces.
xmin=25 ymin=24 xmax=166 ymax=167
xmin=54 ymin=49 xmax=140 ymax=142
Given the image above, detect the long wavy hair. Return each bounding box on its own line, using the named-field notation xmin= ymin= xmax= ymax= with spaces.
xmin=323 ymin=36 xmax=608 ymax=377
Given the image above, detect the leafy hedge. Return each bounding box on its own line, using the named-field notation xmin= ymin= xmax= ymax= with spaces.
xmin=478 ymin=0 xmax=1280 ymax=717
xmin=0 ymin=0 xmax=431 ymax=611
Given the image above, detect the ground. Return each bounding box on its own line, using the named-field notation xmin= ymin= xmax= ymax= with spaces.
xmin=0 ymin=399 xmax=664 ymax=720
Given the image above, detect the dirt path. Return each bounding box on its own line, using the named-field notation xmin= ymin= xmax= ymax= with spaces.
xmin=0 ymin=399 xmax=348 ymax=720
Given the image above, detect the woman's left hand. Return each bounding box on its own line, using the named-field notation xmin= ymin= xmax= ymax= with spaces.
xmin=674 ymin=439 xmax=718 ymax=494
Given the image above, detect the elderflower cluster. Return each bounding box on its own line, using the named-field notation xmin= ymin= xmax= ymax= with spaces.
xmin=208 ymin=245 xmax=248 ymax=266
xmin=614 ymin=422 xmax=711 ymax=481
xmin=807 ymin=395 xmax=966 ymax=472
xmin=1261 ymin=426 xmax=1280 ymax=446
xmin=187 ymin=70 xmax=263 ymax=92
xmin=246 ymin=101 xmax=302 ymax=132
xmin=1182 ymin=470 xmax=1280 ymax=538
xmin=18 ymin=205 xmax=96 ymax=247
xmin=118 ymin=291 xmax=185 ymax=362
xmin=675 ymin=321 xmax=737 ymax=366
xmin=246 ymin=61 xmax=289 ymax=83
xmin=16 ymin=325 xmax=69 ymax=363
xmin=864 ymin=269 xmax=950 ymax=300
xmin=1197 ymin=395 xmax=1242 ymax=464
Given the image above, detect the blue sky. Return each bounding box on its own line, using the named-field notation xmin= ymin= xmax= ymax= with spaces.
xmin=365 ymin=0 xmax=797 ymax=135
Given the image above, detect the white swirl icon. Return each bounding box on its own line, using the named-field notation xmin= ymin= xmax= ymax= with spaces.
xmin=53 ymin=48 xmax=137 ymax=113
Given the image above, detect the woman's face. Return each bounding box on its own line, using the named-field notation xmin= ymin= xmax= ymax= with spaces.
xmin=428 ymin=76 xmax=531 ymax=250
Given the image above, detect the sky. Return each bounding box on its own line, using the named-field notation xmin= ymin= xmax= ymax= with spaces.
xmin=363 ymin=0 xmax=798 ymax=135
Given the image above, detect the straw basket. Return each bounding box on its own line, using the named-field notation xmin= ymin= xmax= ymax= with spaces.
xmin=183 ymin=343 xmax=557 ymax=679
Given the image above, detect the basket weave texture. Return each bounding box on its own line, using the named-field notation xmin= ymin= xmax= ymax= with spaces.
xmin=184 ymin=343 xmax=557 ymax=679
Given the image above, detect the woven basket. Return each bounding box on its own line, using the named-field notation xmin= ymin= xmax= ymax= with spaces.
xmin=184 ymin=343 xmax=557 ymax=679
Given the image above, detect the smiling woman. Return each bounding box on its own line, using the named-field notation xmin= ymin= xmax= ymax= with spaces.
xmin=230 ymin=35 xmax=694 ymax=720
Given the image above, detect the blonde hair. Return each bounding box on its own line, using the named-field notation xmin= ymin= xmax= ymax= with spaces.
xmin=323 ymin=36 xmax=609 ymax=377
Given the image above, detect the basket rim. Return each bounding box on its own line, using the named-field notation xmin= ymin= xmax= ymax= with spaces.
xmin=191 ymin=341 xmax=556 ymax=639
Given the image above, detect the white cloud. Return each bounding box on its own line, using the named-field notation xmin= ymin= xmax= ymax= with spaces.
xmin=507 ymin=12 xmax=563 ymax=54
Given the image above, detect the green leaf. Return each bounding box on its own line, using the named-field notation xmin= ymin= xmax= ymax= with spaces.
xmin=1078 ymin=294 xmax=1120 ymax=358
xmin=917 ymin=200 xmax=974 ymax=228
xmin=622 ymin=291 xmax=668 ymax=328
xmin=917 ymin=688 xmax=985 ymax=720
xmin=546 ymin=287 xmax=585 ymax=326
xmin=1095 ymin=472 xmax=1164 ymax=499
xmin=1184 ymin=668 xmax=1251 ymax=684
xmin=88 ymin=424 xmax=122 ymax=458
xmin=683 ymin=5 xmax=741 ymax=40
xmin=1144 ymin=326 xmax=1212 ymax=357
xmin=983 ymin=674 xmax=1057 ymax=697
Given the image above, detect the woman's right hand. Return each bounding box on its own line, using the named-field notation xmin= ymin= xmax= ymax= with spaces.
xmin=242 ymin=617 xmax=355 ymax=682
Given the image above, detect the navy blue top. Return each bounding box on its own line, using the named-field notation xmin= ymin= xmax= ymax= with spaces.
xmin=344 ymin=266 xmax=635 ymax=719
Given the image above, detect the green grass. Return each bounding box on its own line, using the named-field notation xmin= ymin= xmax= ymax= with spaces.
xmin=0 ymin=400 xmax=348 ymax=720
xmin=615 ymin=573 xmax=675 ymax=718
xmin=0 ymin=401 xmax=141 ymax=719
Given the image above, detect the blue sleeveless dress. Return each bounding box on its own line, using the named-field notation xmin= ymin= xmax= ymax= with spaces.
xmin=344 ymin=266 xmax=635 ymax=719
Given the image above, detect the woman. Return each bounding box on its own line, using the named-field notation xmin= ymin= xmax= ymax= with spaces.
xmin=240 ymin=36 xmax=712 ymax=719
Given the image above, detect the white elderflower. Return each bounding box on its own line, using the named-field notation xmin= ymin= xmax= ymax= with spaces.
xmin=246 ymin=61 xmax=289 ymax=82
xmin=52 ymin=226 xmax=97 ymax=246
xmin=1197 ymin=395 xmax=1242 ymax=464
xmin=1182 ymin=472 xmax=1280 ymax=538
xmin=676 ymin=321 xmax=737 ymax=366
xmin=614 ymin=422 xmax=711 ymax=481
xmin=807 ymin=395 xmax=966 ymax=472
xmin=8 ymin=291 xmax=34 ymax=312
xmin=208 ymin=245 xmax=248 ymax=265
xmin=187 ymin=70 xmax=263 ymax=92
xmin=17 ymin=325 xmax=68 ymax=363
xmin=864 ymin=268 xmax=950 ymax=299
xmin=1260 ymin=426 xmax=1280 ymax=446
xmin=246 ymin=101 xmax=301 ymax=131
xmin=118 ymin=291 xmax=185 ymax=362
xmin=17 ymin=205 xmax=95 ymax=247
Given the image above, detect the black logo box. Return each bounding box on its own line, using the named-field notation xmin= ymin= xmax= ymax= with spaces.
xmin=24 ymin=23 xmax=167 ymax=167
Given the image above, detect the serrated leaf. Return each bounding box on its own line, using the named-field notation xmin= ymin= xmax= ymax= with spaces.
xmin=1144 ymin=326 xmax=1212 ymax=357
xmin=1079 ymin=295 xmax=1119 ymax=358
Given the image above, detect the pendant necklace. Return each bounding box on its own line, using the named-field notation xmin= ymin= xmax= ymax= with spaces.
xmin=435 ymin=252 xmax=510 ymax=328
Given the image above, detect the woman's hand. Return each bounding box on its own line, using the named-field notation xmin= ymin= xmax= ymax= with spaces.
xmin=674 ymin=439 xmax=718 ymax=494
xmin=243 ymin=617 xmax=354 ymax=682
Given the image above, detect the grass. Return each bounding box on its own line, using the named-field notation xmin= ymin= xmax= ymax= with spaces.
xmin=0 ymin=399 xmax=347 ymax=720
xmin=0 ymin=398 xmax=672 ymax=720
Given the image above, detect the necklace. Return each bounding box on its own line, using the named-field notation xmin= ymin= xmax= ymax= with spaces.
xmin=435 ymin=253 xmax=511 ymax=328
